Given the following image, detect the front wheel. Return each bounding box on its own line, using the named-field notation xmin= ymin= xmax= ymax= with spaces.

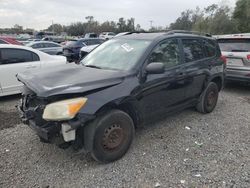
xmin=196 ymin=82 xmax=219 ymax=113
xmin=90 ymin=110 xmax=135 ymax=163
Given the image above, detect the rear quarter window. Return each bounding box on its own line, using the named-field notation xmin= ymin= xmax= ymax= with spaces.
xmin=203 ymin=39 xmax=217 ymax=57
xmin=50 ymin=43 xmax=60 ymax=47
xmin=182 ymin=39 xmax=204 ymax=62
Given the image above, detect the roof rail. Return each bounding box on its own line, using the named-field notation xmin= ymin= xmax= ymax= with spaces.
xmin=166 ymin=30 xmax=212 ymax=37
xmin=123 ymin=31 xmax=149 ymax=35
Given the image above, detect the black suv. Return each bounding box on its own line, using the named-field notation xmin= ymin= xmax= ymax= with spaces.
xmin=17 ymin=31 xmax=226 ymax=163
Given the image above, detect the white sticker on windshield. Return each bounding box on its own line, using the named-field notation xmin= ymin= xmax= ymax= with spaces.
xmin=121 ymin=43 xmax=134 ymax=52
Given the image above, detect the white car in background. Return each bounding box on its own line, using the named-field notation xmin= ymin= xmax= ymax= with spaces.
xmin=0 ymin=44 xmax=67 ymax=96
xmin=216 ymin=34 xmax=250 ymax=82
xmin=99 ymin=32 xmax=116 ymax=40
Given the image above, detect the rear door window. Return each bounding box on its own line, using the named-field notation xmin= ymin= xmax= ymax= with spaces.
xmin=32 ymin=43 xmax=42 ymax=49
xmin=182 ymin=39 xmax=205 ymax=62
xmin=49 ymin=43 xmax=60 ymax=47
xmin=38 ymin=43 xmax=47 ymax=48
xmin=218 ymin=39 xmax=250 ymax=52
xmin=203 ymin=39 xmax=217 ymax=57
xmin=0 ymin=49 xmax=40 ymax=64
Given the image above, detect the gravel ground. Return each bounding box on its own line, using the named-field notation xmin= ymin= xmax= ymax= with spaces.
xmin=0 ymin=83 xmax=249 ymax=188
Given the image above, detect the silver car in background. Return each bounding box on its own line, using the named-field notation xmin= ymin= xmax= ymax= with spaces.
xmin=217 ymin=34 xmax=250 ymax=82
xmin=26 ymin=41 xmax=63 ymax=55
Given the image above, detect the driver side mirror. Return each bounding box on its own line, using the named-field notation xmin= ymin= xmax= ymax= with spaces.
xmin=145 ymin=62 xmax=165 ymax=74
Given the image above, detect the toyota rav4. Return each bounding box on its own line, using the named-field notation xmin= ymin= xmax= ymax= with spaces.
xmin=17 ymin=31 xmax=226 ymax=163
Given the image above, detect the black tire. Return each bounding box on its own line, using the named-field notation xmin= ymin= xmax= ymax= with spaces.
xmin=90 ymin=110 xmax=135 ymax=163
xmin=196 ymin=82 xmax=219 ymax=114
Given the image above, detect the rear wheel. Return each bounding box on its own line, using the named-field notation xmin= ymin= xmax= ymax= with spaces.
xmin=90 ymin=110 xmax=134 ymax=163
xmin=196 ymin=82 xmax=219 ymax=113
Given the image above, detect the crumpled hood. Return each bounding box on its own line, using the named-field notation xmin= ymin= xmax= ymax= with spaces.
xmin=17 ymin=64 xmax=126 ymax=97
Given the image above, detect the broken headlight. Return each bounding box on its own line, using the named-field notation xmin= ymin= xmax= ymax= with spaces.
xmin=43 ymin=98 xmax=87 ymax=121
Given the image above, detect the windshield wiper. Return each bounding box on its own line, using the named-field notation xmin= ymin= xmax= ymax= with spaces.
xmin=84 ymin=65 xmax=102 ymax=69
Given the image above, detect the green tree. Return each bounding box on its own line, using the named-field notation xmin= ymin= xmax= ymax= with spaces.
xmin=117 ymin=18 xmax=127 ymax=32
xmin=169 ymin=10 xmax=193 ymax=30
xmin=127 ymin=18 xmax=135 ymax=31
xmin=233 ymin=0 xmax=250 ymax=32
xmin=169 ymin=3 xmax=238 ymax=35
xmin=208 ymin=5 xmax=238 ymax=34
xmin=47 ymin=23 xmax=63 ymax=34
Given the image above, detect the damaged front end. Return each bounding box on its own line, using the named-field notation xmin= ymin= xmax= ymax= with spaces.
xmin=17 ymin=86 xmax=94 ymax=150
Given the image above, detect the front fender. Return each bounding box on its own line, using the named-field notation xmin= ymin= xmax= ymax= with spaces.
xmin=78 ymin=76 xmax=140 ymax=115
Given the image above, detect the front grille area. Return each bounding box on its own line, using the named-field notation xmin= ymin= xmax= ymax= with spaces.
xmin=22 ymin=94 xmax=48 ymax=127
xmin=19 ymin=86 xmax=62 ymax=141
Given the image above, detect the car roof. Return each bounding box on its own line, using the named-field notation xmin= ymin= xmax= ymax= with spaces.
xmin=28 ymin=41 xmax=60 ymax=45
xmin=117 ymin=32 xmax=213 ymax=41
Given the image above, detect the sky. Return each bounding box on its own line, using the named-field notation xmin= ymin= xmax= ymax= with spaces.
xmin=0 ymin=0 xmax=237 ymax=30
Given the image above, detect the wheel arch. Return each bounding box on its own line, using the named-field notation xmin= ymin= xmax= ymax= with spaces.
xmin=95 ymin=97 xmax=142 ymax=128
xmin=210 ymin=76 xmax=223 ymax=91
xmin=82 ymin=98 xmax=140 ymax=154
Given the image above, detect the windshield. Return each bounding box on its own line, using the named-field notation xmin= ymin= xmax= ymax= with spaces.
xmin=81 ymin=39 xmax=151 ymax=71
xmin=218 ymin=39 xmax=250 ymax=52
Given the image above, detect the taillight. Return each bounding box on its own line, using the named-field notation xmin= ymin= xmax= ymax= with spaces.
xmin=247 ymin=54 xmax=250 ymax=60
xmin=220 ymin=55 xmax=227 ymax=64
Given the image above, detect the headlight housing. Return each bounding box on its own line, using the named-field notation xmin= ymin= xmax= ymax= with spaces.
xmin=42 ymin=97 xmax=87 ymax=121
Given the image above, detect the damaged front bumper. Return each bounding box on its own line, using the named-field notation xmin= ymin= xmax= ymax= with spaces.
xmin=17 ymin=95 xmax=94 ymax=144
